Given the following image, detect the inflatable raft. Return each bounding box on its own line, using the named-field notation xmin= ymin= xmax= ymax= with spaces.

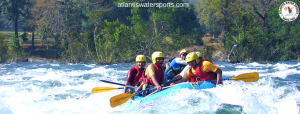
xmin=121 ymin=82 xmax=216 ymax=109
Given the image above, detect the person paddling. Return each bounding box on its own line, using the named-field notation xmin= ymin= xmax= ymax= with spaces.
xmin=124 ymin=55 xmax=146 ymax=93
xmin=174 ymin=52 xmax=222 ymax=85
xmin=173 ymin=52 xmax=208 ymax=79
xmin=136 ymin=51 xmax=165 ymax=96
xmin=164 ymin=49 xmax=188 ymax=81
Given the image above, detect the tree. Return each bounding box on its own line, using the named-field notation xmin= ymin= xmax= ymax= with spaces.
xmin=98 ymin=19 xmax=132 ymax=64
xmin=89 ymin=10 xmax=106 ymax=61
xmin=129 ymin=7 xmax=160 ymax=59
xmin=241 ymin=0 xmax=277 ymax=28
xmin=32 ymin=0 xmax=66 ymax=45
xmin=265 ymin=0 xmax=300 ymax=61
xmin=0 ymin=0 xmax=32 ymax=38
xmin=23 ymin=0 xmax=37 ymax=48
xmin=196 ymin=0 xmax=220 ymax=38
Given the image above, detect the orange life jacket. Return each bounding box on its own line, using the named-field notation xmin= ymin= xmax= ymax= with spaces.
xmin=188 ymin=58 xmax=216 ymax=82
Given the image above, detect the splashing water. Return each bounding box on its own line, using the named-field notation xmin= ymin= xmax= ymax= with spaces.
xmin=0 ymin=61 xmax=299 ymax=114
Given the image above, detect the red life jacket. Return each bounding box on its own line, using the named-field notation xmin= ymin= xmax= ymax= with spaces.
xmin=126 ymin=65 xmax=143 ymax=86
xmin=141 ymin=64 xmax=164 ymax=85
xmin=188 ymin=58 xmax=216 ymax=82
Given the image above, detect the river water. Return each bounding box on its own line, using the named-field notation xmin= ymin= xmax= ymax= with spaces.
xmin=0 ymin=61 xmax=300 ymax=114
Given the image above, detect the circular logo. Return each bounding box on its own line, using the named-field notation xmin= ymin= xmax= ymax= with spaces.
xmin=279 ymin=1 xmax=299 ymax=22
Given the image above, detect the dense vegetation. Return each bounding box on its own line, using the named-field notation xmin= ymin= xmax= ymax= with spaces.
xmin=0 ymin=0 xmax=299 ymax=64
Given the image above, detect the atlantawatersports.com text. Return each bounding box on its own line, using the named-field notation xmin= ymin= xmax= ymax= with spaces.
xmin=117 ymin=2 xmax=189 ymax=8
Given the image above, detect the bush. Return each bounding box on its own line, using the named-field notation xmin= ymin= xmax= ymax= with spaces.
xmin=0 ymin=33 xmax=8 ymax=63
xmin=8 ymin=34 xmax=22 ymax=57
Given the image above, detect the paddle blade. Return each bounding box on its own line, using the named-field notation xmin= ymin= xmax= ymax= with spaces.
xmin=91 ymin=87 xmax=120 ymax=93
xmin=229 ymin=72 xmax=259 ymax=82
xmin=110 ymin=93 xmax=135 ymax=108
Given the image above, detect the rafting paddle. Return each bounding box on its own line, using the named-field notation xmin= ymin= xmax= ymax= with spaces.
xmin=227 ymin=72 xmax=259 ymax=82
xmin=110 ymin=77 xmax=182 ymax=108
xmin=204 ymin=72 xmax=259 ymax=83
xmin=99 ymin=80 xmax=136 ymax=88
xmin=91 ymin=80 xmax=137 ymax=93
xmin=92 ymin=87 xmax=124 ymax=93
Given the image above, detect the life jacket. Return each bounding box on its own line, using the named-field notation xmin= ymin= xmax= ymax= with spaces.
xmin=188 ymin=58 xmax=216 ymax=83
xmin=126 ymin=65 xmax=144 ymax=86
xmin=165 ymin=58 xmax=186 ymax=79
xmin=141 ymin=64 xmax=164 ymax=85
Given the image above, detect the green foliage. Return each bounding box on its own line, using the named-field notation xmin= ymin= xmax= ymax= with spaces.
xmin=0 ymin=0 xmax=32 ymax=37
xmin=2 ymin=0 xmax=298 ymax=64
xmin=61 ymin=31 xmax=91 ymax=63
xmin=195 ymin=0 xmax=300 ymax=62
xmin=65 ymin=2 xmax=89 ymax=33
xmin=0 ymin=33 xmax=8 ymax=63
xmin=8 ymin=34 xmax=22 ymax=57
xmin=97 ymin=19 xmax=132 ymax=64
xmin=199 ymin=46 xmax=213 ymax=61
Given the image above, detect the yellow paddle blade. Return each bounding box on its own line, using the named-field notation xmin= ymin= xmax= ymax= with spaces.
xmin=229 ymin=72 xmax=259 ymax=82
xmin=91 ymin=87 xmax=120 ymax=93
xmin=110 ymin=93 xmax=135 ymax=108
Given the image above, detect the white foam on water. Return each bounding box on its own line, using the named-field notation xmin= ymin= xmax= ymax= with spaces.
xmin=49 ymin=63 xmax=60 ymax=67
xmin=0 ymin=100 xmax=13 ymax=114
xmin=210 ymin=81 xmax=246 ymax=106
xmin=68 ymin=67 xmax=108 ymax=76
xmin=269 ymin=68 xmax=300 ymax=79
xmin=222 ymin=69 xmax=268 ymax=78
xmin=235 ymin=65 xmax=248 ymax=68
xmin=248 ymin=62 xmax=270 ymax=67
xmin=128 ymin=88 xmax=222 ymax=113
xmin=84 ymin=64 xmax=97 ymax=68
xmin=2 ymin=76 xmax=126 ymax=114
xmin=31 ymin=72 xmax=64 ymax=81
xmin=1 ymin=62 xmax=300 ymax=114
xmin=218 ymin=65 xmax=225 ymax=68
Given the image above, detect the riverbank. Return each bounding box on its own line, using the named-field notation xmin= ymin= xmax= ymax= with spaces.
xmin=10 ymin=57 xmax=57 ymax=63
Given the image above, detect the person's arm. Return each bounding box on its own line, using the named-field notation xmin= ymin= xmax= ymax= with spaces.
xmin=124 ymin=68 xmax=137 ymax=93
xmin=172 ymin=69 xmax=191 ymax=85
xmin=171 ymin=64 xmax=189 ymax=82
xmin=202 ymin=61 xmax=222 ymax=85
xmin=146 ymin=64 xmax=162 ymax=91
xmin=175 ymin=58 xmax=188 ymax=65
xmin=172 ymin=77 xmax=188 ymax=85
xmin=149 ymin=74 xmax=162 ymax=91
xmin=135 ymin=82 xmax=144 ymax=92
xmin=215 ymin=68 xmax=222 ymax=85
xmin=124 ymin=81 xmax=131 ymax=93
xmin=132 ymin=82 xmax=144 ymax=100
xmin=179 ymin=65 xmax=190 ymax=77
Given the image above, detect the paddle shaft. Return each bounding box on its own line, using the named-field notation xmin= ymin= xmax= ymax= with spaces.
xmin=200 ymin=79 xmax=229 ymax=82
xmin=135 ymin=77 xmax=181 ymax=95
xmin=195 ymin=78 xmax=253 ymax=82
xmin=99 ymin=80 xmax=136 ymax=88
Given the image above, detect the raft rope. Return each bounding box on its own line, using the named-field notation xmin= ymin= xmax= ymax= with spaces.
xmin=139 ymin=85 xmax=176 ymax=102
xmin=189 ymin=69 xmax=202 ymax=89
xmin=190 ymin=80 xmax=202 ymax=89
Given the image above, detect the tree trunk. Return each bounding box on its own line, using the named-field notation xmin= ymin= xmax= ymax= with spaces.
xmin=93 ymin=25 xmax=100 ymax=61
xmin=14 ymin=0 xmax=18 ymax=38
xmin=153 ymin=19 xmax=158 ymax=36
xmin=228 ymin=44 xmax=238 ymax=62
xmin=31 ymin=32 xmax=35 ymax=48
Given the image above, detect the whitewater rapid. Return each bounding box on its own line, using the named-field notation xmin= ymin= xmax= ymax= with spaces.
xmin=0 ymin=61 xmax=299 ymax=114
